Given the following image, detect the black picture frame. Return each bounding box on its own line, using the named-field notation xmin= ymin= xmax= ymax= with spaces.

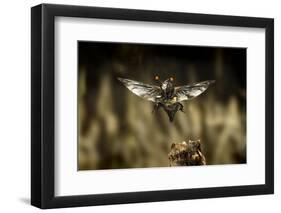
xmin=31 ymin=3 xmax=274 ymax=209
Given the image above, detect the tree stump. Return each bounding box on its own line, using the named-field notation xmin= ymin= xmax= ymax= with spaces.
xmin=168 ymin=140 xmax=206 ymax=166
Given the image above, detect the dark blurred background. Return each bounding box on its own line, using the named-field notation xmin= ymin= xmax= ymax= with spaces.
xmin=78 ymin=41 xmax=246 ymax=170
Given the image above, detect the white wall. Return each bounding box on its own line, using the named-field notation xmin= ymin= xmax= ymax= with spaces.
xmin=0 ymin=0 xmax=279 ymax=212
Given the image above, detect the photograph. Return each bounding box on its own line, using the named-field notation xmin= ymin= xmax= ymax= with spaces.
xmin=78 ymin=41 xmax=246 ymax=170
xmin=30 ymin=3 xmax=274 ymax=209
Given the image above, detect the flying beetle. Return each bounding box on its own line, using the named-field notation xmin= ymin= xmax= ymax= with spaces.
xmin=118 ymin=76 xmax=215 ymax=122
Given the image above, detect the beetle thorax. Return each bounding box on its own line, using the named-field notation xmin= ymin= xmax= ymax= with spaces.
xmin=161 ymin=82 xmax=168 ymax=90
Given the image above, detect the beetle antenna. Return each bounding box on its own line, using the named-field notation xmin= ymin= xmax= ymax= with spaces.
xmin=154 ymin=75 xmax=162 ymax=84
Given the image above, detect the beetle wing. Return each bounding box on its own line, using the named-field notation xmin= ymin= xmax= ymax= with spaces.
xmin=118 ymin=77 xmax=162 ymax=102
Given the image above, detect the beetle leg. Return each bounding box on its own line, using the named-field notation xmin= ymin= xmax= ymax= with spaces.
xmin=178 ymin=103 xmax=185 ymax=113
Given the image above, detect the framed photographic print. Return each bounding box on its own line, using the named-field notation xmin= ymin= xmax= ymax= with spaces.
xmin=31 ymin=3 xmax=274 ymax=209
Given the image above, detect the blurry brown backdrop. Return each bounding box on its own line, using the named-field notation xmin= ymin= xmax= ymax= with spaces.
xmin=78 ymin=41 xmax=246 ymax=170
